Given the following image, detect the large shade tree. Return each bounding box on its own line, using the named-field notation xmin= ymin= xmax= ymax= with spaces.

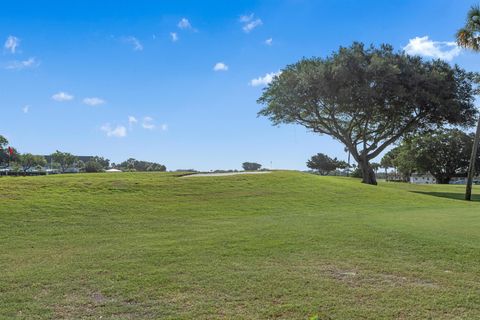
xmin=258 ymin=43 xmax=478 ymax=185
xmin=457 ymin=5 xmax=480 ymax=200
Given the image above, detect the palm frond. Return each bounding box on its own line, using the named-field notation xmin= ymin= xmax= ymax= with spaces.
xmin=467 ymin=5 xmax=480 ymax=29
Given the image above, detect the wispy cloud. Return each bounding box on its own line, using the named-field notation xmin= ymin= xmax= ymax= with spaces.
xmin=5 ymin=57 xmax=39 ymax=70
xmin=83 ymin=97 xmax=105 ymax=106
xmin=4 ymin=36 xmax=20 ymax=53
xmin=240 ymin=14 xmax=262 ymax=33
xmin=160 ymin=124 xmax=168 ymax=131
xmin=403 ymin=36 xmax=461 ymax=61
xmin=22 ymin=105 xmax=29 ymax=114
xmin=122 ymin=36 xmax=143 ymax=51
xmin=142 ymin=116 xmax=155 ymax=130
xmin=170 ymin=32 xmax=179 ymax=42
xmin=213 ymin=62 xmax=228 ymax=71
xmin=265 ymin=38 xmax=273 ymax=46
xmin=52 ymin=92 xmax=74 ymax=102
xmin=128 ymin=116 xmax=138 ymax=126
xmin=178 ymin=18 xmax=192 ymax=30
xmin=240 ymin=14 xmax=254 ymax=23
xmin=101 ymin=124 xmax=127 ymax=138
xmin=250 ymin=71 xmax=281 ymax=87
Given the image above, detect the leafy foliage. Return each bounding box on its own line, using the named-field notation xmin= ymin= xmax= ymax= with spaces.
xmin=18 ymin=154 xmax=47 ymax=172
xmin=242 ymin=162 xmax=262 ymax=171
xmin=306 ymin=153 xmax=348 ymax=175
xmin=50 ymin=150 xmax=78 ymax=173
xmin=384 ymin=129 xmax=475 ymax=184
xmin=258 ymin=42 xmax=478 ymax=184
xmin=115 ymin=158 xmax=166 ymax=172
xmin=84 ymin=161 xmax=105 ymax=173
xmin=456 ymin=5 xmax=480 ymax=51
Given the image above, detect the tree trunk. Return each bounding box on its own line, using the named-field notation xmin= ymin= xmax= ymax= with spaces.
xmin=465 ymin=116 xmax=480 ymax=200
xmin=359 ymin=160 xmax=377 ymax=185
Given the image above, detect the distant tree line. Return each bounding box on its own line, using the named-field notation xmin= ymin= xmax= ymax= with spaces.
xmin=0 ymin=135 xmax=166 ymax=175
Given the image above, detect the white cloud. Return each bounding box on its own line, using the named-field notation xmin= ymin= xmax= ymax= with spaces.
xmin=128 ymin=116 xmax=138 ymax=126
xmin=122 ymin=36 xmax=143 ymax=51
xmin=52 ymin=92 xmax=74 ymax=102
xmin=250 ymin=71 xmax=281 ymax=87
xmin=142 ymin=116 xmax=155 ymax=130
xmin=239 ymin=14 xmax=254 ymax=23
xmin=178 ymin=18 xmax=192 ymax=29
xmin=170 ymin=32 xmax=179 ymax=42
xmin=4 ymin=36 xmax=20 ymax=53
xmin=240 ymin=14 xmax=262 ymax=33
xmin=403 ymin=36 xmax=461 ymax=61
xmin=5 ymin=57 xmax=39 ymax=70
xmin=265 ymin=38 xmax=273 ymax=46
xmin=213 ymin=62 xmax=228 ymax=71
xmin=101 ymin=124 xmax=127 ymax=138
xmin=83 ymin=97 xmax=105 ymax=106
xmin=22 ymin=105 xmax=29 ymax=114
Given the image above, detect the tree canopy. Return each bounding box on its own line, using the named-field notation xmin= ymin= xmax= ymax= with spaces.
xmin=51 ymin=151 xmax=78 ymax=173
xmin=18 ymin=154 xmax=47 ymax=173
xmin=306 ymin=153 xmax=348 ymax=175
xmin=384 ymin=129 xmax=476 ymax=184
xmin=115 ymin=158 xmax=166 ymax=172
xmin=457 ymin=5 xmax=480 ymax=51
xmin=258 ymin=42 xmax=478 ymax=185
xmin=242 ymin=162 xmax=262 ymax=171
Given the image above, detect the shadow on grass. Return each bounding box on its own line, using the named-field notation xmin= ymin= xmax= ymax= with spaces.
xmin=412 ymin=191 xmax=480 ymax=202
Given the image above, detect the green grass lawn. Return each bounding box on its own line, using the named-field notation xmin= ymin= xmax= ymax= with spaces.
xmin=1 ymin=171 xmax=480 ymax=319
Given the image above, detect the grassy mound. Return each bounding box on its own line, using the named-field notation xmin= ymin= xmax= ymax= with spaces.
xmin=1 ymin=171 xmax=480 ymax=319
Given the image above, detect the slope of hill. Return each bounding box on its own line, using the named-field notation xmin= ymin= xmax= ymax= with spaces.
xmin=1 ymin=171 xmax=479 ymax=319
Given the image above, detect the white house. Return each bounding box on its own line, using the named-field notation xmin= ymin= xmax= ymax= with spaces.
xmin=410 ymin=173 xmax=436 ymax=184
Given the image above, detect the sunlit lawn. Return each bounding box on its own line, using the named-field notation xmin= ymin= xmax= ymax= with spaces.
xmin=1 ymin=171 xmax=480 ymax=319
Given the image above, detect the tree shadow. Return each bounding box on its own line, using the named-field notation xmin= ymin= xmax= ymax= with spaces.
xmin=412 ymin=191 xmax=480 ymax=202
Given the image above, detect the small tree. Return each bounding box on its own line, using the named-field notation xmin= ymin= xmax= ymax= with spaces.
xmin=18 ymin=154 xmax=47 ymax=173
xmin=51 ymin=150 xmax=77 ymax=173
xmin=85 ymin=161 xmax=104 ymax=173
xmin=90 ymin=156 xmax=110 ymax=169
xmin=0 ymin=135 xmax=9 ymax=167
xmin=307 ymin=153 xmax=347 ymax=175
xmin=76 ymin=160 xmax=85 ymax=172
xmin=242 ymin=162 xmax=262 ymax=171
xmin=391 ymin=145 xmax=417 ymax=182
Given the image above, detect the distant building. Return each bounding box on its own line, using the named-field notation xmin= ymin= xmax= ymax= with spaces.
xmin=410 ymin=173 xmax=436 ymax=184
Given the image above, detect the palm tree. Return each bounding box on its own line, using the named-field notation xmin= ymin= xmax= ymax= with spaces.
xmin=457 ymin=5 xmax=480 ymax=200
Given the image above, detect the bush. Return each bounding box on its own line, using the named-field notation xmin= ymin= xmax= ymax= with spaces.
xmin=351 ymin=168 xmax=363 ymax=178
xmin=84 ymin=161 xmax=104 ymax=173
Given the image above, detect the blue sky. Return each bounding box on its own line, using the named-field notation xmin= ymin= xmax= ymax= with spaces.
xmin=1 ymin=0 xmax=478 ymax=171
